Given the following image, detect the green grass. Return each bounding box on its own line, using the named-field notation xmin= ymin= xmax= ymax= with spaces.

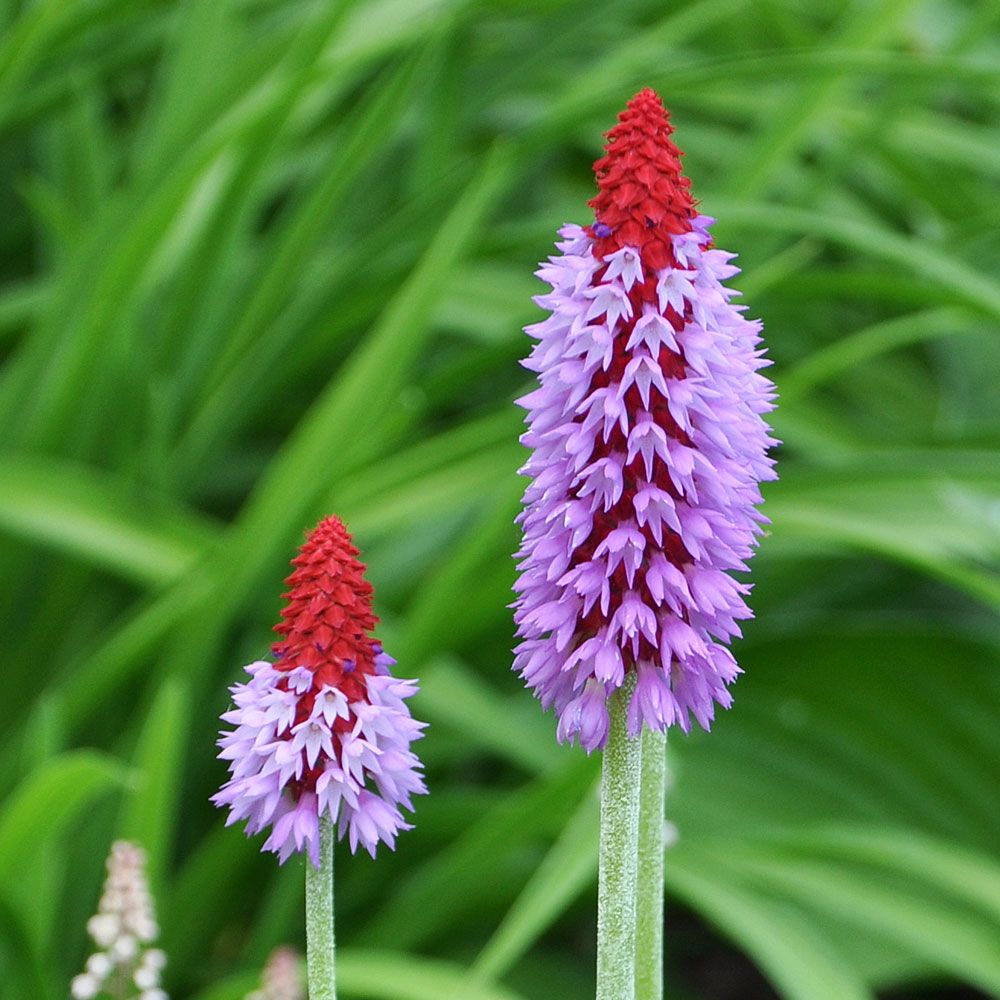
xmin=1 ymin=1 xmax=999 ymax=997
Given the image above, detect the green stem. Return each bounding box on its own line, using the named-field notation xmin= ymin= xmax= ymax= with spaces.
xmin=596 ymin=674 xmax=641 ymax=1000
xmin=635 ymin=727 xmax=666 ymax=1000
xmin=306 ymin=817 xmax=336 ymax=1000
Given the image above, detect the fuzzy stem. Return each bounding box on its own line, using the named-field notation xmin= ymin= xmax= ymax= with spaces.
xmin=596 ymin=674 xmax=641 ymax=1000
xmin=635 ymin=727 xmax=666 ymax=1000
xmin=306 ymin=818 xmax=336 ymax=1000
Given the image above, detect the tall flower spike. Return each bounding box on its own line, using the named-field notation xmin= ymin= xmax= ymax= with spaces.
xmin=513 ymin=89 xmax=777 ymax=751
xmin=213 ymin=515 xmax=427 ymax=865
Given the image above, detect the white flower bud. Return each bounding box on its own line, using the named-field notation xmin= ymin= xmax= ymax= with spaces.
xmin=103 ymin=889 xmax=124 ymax=910
xmin=85 ymin=951 xmax=112 ymax=978
xmin=110 ymin=934 xmax=138 ymax=962
xmin=70 ymin=973 xmax=99 ymax=999
xmin=134 ymin=964 xmax=161 ymax=989
xmin=86 ymin=913 xmax=119 ymax=948
xmin=133 ymin=917 xmax=159 ymax=941
xmin=142 ymin=948 xmax=167 ymax=970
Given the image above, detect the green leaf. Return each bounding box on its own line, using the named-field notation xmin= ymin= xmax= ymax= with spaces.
xmin=56 ymin=577 xmax=209 ymax=730
xmin=471 ymin=782 xmax=599 ymax=982
xmin=117 ymin=676 xmax=189 ymax=891
xmin=342 ymin=442 xmax=525 ymax=542
xmin=397 ymin=483 xmax=521 ymax=665
xmin=719 ymin=0 xmax=917 ymax=199
xmin=0 ymin=894 xmax=55 ymax=1000
xmin=751 ymin=825 xmax=1000 ymax=928
xmin=0 ymin=750 xmax=126 ymax=957
xmin=161 ymin=825 xmax=258 ymax=973
xmin=669 ymin=854 xmax=873 ymax=1000
xmin=0 ymin=751 xmax=125 ymax=881
xmin=669 ymin=628 xmax=1000 ymax=987
xmin=780 ymin=308 xmax=988 ymax=402
xmin=212 ymin=140 xmax=516 ymax=609
xmin=339 ymin=949 xmax=530 ymax=1000
xmin=173 ymin=49 xmax=427 ymax=482
xmin=709 ymin=199 xmax=1000 ymax=323
xmin=766 ymin=468 xmax=1000 ymax=608
xmin=417 ymin=657 xmax=561 ymax=775
xmin=0 ymin=4 xmax=358 ymax=453
xmin=0 ymin=455 xmax=216 ymax=587
xmin=358 ymin=756 xmax=596 ymax=950
xmin=722 ymin=848 xmax=1000 ymax=995
xmin=190 ymin=950 xmax=530 ymax=1000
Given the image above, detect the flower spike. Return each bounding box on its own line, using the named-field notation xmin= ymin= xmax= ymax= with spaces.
xmin=213 ymin=515 xmax=426 ymax=865
xmin=71 ymin=840 xmax=168 ymax=1000
xmin=514 ymin=89 xmax=777 ymax=751
xmin=245 ymin=947 xmax=305 ymax=1000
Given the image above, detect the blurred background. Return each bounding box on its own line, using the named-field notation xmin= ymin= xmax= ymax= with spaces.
xmin=1 ymin=0 xmax=999 ymax=997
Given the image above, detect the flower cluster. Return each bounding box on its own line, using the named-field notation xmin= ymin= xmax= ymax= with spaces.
xmin=213 ymin=515 xmax=426 ymax=865
xmin=70 ymin=841 xmax=167 ymax=1000
xmin=245 ymin=947 xmax=305 ymax=1000
xmin=513 ymin=89 xmax=777 ymax=750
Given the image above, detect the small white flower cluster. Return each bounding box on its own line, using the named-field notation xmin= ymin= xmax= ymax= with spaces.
xmin=245 ymin=947 xmax=304 ymax=1000
xmin=70 ymin=840 xmax=168 ymax=1000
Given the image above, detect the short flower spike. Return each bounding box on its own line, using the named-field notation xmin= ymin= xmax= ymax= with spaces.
xmin=71 ymin=841 xmax=167 ymax=1000
xmin=513 ymin=90 xmax=777 ymax=750
xmin=245 ymin=947 xmax=305 ymax=1000
xmin=213 ymin=516 xmax=426 ymax=865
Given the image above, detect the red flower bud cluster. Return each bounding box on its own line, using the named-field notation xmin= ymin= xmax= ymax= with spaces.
xmin=588 ymin=88 xmax=695 ymax=270
xmin=272 ymin=515 xmax=377 ymax=702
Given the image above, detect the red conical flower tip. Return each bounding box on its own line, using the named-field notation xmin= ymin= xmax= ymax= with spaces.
xmin=588 ymin=88 xmax=695 ymax=270
xmin=271 ymin=515 xmax=377 ymax=700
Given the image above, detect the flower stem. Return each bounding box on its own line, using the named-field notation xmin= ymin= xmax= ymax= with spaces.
xmin=596 ymin=674 xmax=641 ymax=1000
xmin=306 ymin=818 xmax=336 ymax=1000
xmin=635 ymin=728 xmax=666 ymax=1000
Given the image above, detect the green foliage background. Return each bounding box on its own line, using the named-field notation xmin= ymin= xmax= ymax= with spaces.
xmin=1 ymin=0 xmax=999 ymax=997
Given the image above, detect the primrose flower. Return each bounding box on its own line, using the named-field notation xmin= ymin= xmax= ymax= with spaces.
xmin=513 ymin=89 xmax=777 ymax=750
xmin=213 ymin=515 xmax=426 ymax=865
xmin=71 ymin=840 xmax=167 ymax=1000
